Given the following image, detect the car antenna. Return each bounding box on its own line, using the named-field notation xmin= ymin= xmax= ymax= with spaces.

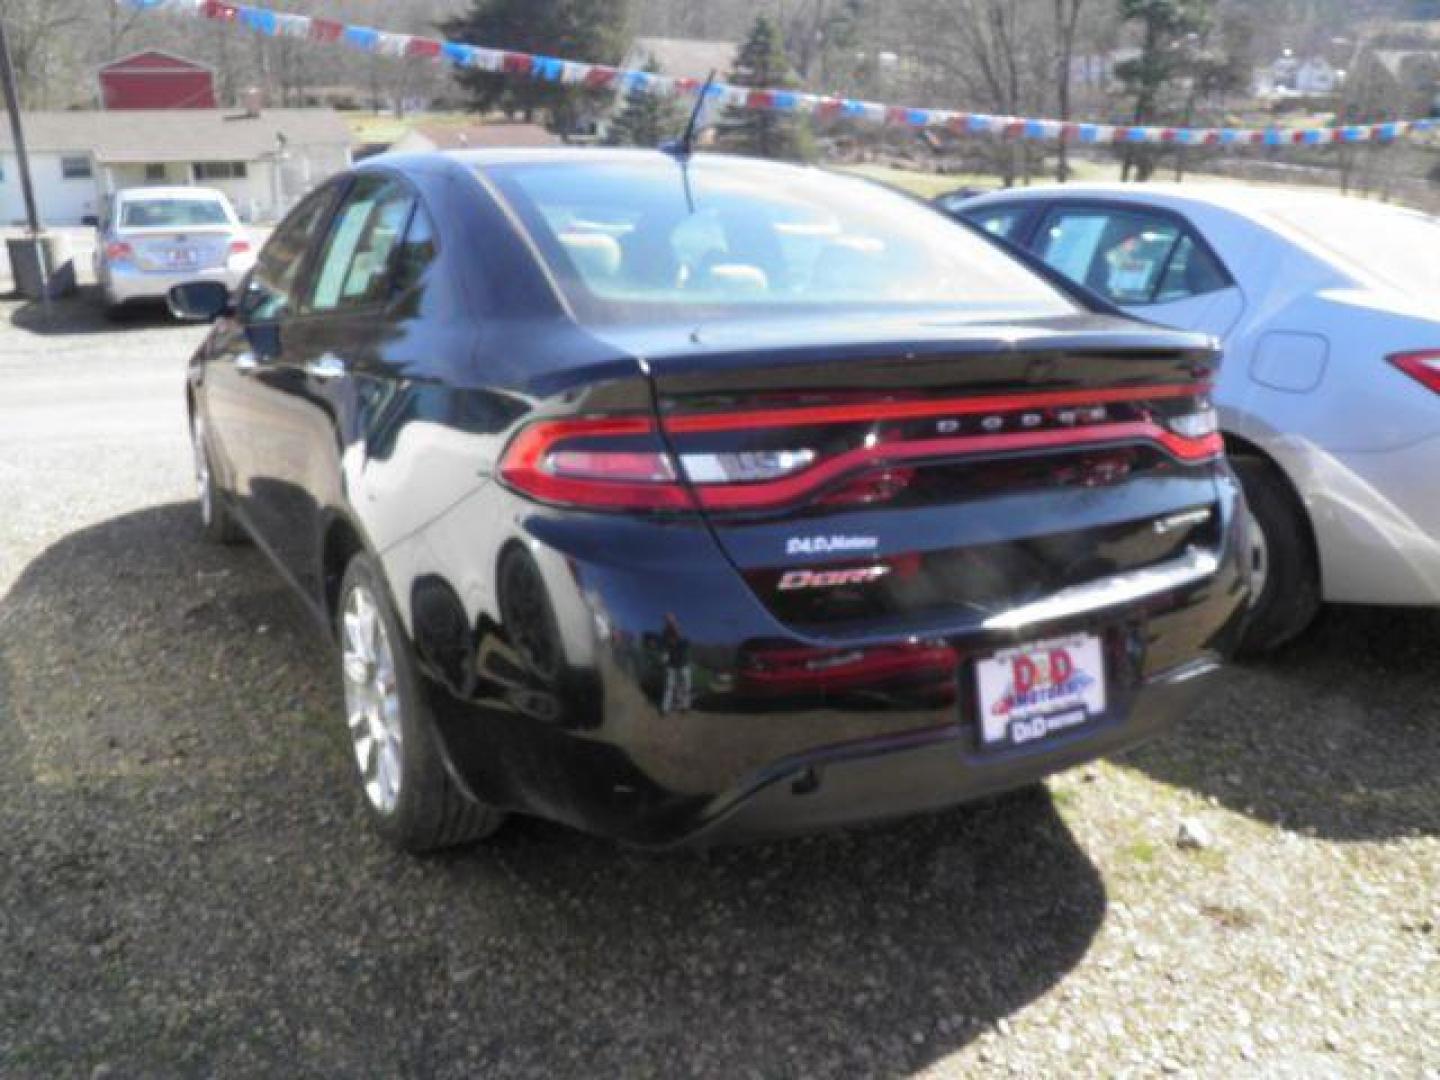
xmin=663 ymin=69 xmax=718 ymax=161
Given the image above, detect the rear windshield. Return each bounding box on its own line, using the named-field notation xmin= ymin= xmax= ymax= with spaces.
xmin=484 ymin=158 xmax=1077 ymax=324
xmin=1267 ymin=201 xmax=1440 ymax=298
xmin=120 ymin=198 xmax=231 ymax=229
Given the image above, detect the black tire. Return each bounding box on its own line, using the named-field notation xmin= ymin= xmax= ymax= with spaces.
xmin=336 ymin=553 xmax=504 ymax=852
xmin=1232 ymin=455 xmax=1322 ymax=655
xmin=192 ymin=414 xmax=247 ymax=546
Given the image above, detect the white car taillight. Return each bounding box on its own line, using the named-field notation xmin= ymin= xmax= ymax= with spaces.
xmin=679 ymin=449 xmax=818 ymax=484
xmin=1166 ymin=405 xmax=1219 ymax=440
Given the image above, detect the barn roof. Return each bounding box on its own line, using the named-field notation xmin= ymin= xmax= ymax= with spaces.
xmin=98 ymin=50 xmax=214 ymax=74
xmin=0 ymin=109 xmax=352 ymax=164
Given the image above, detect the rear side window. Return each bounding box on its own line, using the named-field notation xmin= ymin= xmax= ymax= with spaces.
xmin=1037 ymin=207 xmax=1228 ymax=307
xmin=391 ymin=205 xmax=438 ymax=298
xmin=242 ymin=185 xmax=336 ymax=323
xmin=306 ymin=175 xmax=416 ymax=314
xmin=1156 ymin=235 xmax=1228 ymax=302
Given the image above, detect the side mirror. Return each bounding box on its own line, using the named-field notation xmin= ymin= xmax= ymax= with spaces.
xmin=168 ymin=281 xmax=232 ymax=322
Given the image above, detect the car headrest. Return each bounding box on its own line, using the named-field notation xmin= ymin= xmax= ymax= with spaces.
xmin=695 ymin=262 xmax=769 ymax=295
xmin=558 ymin=232 xmax=622 ymax=282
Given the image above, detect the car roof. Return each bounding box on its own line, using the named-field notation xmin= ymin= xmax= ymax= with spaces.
xmin=374 ymin=147 xmax=858 ymax=183
xmin=116 ymin=185 xmax=231 ymax=202
xmin=964 ymin=181 xmax=1410 ymax=219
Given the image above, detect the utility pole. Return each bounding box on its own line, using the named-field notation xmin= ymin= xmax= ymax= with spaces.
xmin=0 ymin=11 xmax=69 ymax=303
xmin=0 ymin=16 xmax=40 ymax=235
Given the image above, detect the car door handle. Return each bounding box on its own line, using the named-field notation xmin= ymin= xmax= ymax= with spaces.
xmin=305 ymin=353 xmax=348 ymax=381
xmin=234 ymin=350 xmax=259 ymax=373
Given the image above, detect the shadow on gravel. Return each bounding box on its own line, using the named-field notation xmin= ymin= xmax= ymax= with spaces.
xmin=1126 ymin=604 xmax=1440 ymax=842
xmin=0 ymin=502 xmax=1106 ymax=1077
xmin=10 ymin=288 xmax=184 ymax=336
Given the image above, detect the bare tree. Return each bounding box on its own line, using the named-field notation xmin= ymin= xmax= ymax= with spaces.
xmin=1053 ymin=0 xmax=1086 ymax=181
xmin=0 ymin=0 xmax=91 ymax=107
xmin=900 ymin=0 xmax=1054 ymax=185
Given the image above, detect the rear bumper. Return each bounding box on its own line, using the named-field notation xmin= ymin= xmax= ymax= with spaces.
xmin=102 ymin=263 xmax=248 ymax=305
xmin=690 ymin=656 xmax=1221 ymax=845
xmin=392 ymin=472 xmax=1252 ymax=848
xmin=1300 ymin=434 xmax=1440 ymax=606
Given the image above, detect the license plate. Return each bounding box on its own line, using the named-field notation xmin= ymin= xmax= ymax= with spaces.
xmin=974 ymin=633 xmax=1107 ymax=748
xmin=167 ymin=248 xmax=198 ymax=269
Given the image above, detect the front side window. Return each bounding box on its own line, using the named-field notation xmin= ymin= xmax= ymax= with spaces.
xmin=1037 ymin=207 xmax=1228 ymax=307
xmin=242 ymin=184 xmax=337 ymax=323
xmin=484 ymin=160 xmax=1077 ymax=325
xmin=305 ymin=174 xmax=416 ymax=314
xmin=120 ymin=197 xmax=231 ymax=229
xmin=61 ymin=156 xmax=92 ymax=180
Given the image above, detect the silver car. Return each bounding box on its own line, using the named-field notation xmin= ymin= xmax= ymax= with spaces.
xmin=947 ymin=183 xmax=1440 ymax=653
xmin=95 ymin=186 xmax=256 ymax=317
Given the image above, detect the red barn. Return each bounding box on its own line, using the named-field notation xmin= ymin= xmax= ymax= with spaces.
xmin=98 ymin=51 xmax=217 ymax=110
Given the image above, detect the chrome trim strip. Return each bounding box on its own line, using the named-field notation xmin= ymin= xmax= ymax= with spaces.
xmin=983 ymin=547 xmax=1220 ymax=632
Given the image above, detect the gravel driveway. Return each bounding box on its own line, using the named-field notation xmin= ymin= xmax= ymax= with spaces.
xmin=0 ymin=292 xmax=1435 ymax=1078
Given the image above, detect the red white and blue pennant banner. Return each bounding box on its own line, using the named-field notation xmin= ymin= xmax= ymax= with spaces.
xmin=120 ymin=0 xmax=1436 ymax=147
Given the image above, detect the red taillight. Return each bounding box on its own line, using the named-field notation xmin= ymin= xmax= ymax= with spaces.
xmin=497 ymin=383 xmax=1221 ymax=513
xmin=1389 ymin=350 xmax=1440 ymax=394
xmin=105 ymin=241 xmax=134 ymax=261
xmin=228 ymin=239 xmax=252 ymax=256
xmin=497 ymin=417 xmax=692 ymax=511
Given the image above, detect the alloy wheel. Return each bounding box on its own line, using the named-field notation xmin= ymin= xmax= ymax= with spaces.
xmin=192 ymin=418 xmax=213 ymax=528
xmin=1249 ymin=514 xmax=1271 ymax=602
xmin=341 ymin=583 xmax=405 ymax=815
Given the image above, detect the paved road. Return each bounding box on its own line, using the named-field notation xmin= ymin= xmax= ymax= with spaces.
xmin=0 ymin=292 xmax=1435 ymax=1078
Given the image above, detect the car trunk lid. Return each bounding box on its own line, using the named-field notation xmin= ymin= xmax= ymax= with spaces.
xmin=641 ymin=314 xmax=1224 ymax=635
xmin=120 ymin=227 xmax=235 ymax=273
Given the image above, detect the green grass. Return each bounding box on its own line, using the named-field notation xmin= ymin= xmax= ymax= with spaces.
xmin=836 ymin=164 xmax=981 ymax=198
xmin=341 ymin=109 xmax=477 ymax=145
xmin=1123 ymin=838 xmax=1162 ymax=865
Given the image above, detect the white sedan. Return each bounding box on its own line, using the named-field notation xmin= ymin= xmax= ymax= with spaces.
xmin=948 ymin=183 xmax=1440 ymax=653
xmin=95 ymin=186 xmax=256 ymax=317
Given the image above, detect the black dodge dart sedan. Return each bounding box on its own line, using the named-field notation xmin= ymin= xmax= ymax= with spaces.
xmin=173 ymin=149 xmax=1250 ymax=851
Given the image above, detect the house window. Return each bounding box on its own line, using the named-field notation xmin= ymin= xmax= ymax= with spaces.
xmin=61 ymin=156 xmax=92 ymax=180
xmin=144 ymin=164 xmax=166 ymax=182
xmin=193 ymin=161 xmax=248 ymax=181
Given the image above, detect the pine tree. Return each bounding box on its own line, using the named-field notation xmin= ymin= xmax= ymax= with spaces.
xmin=713 ymin=15 xmax=814 ymax=162
xmin=441 ymin=0 xmax=629 ymax=134
xmin=606 ymin=61 xmax=686 ymax=147
xmin=1114 ymin=0 xmax=1216 ymax=179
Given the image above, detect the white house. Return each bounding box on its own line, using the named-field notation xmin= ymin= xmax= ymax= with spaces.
xmin=599 ymin=37 xmax=739 ymax=140
xmin=620 ymin=37 xmax=739 ymax=82
xmin=0 ymin=108 xmax=352 ymax=227
xmin=1256 ymin=53 xmax=1343 ymax=98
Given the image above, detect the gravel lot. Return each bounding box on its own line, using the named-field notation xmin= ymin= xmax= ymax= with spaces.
xmin=0 ymin=291 xmax=1436 ymax=1078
